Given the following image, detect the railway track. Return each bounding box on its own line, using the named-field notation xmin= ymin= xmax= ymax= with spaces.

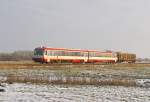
xmin=0 ymin=62 xmax=150 ymax=67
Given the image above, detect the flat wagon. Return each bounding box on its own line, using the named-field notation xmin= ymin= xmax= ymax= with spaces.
xmin=116 ymin=52 xmax=136 ymax=63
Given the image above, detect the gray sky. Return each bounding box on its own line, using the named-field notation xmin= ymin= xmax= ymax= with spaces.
xmin=0 ymin=0 xmax=150 ymax=58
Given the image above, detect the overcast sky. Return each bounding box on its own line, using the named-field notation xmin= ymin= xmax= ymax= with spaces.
xmin=0 ymin=0 xmax=150 ymax=58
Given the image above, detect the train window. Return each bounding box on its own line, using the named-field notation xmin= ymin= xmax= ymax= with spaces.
xmin=34 ymin=49 xmax=44 ymax=56
xmin=89 ymin=52 xmax=93 ymax=57
xmin=74 ymin=52 xmax=80 ymax=56
xmin=96 ymin=53 xmax=111 ymax=57
xmin=48 ymin=50 xmax=52 ymax=56
xmin=80 ymin=52 xmax=84 ymax=56
xmin=51 ymin=51 xmax=55 ymax=56
xmin=60 ymin=51 xmax=65 ymax=56
xmin=58 ymin=51 xmax=62 ymax=56
xmin=95 ymin=53 xmax=99 ymax=57
xmin=72 ymin=52 xmax=75 ymax=56
xmin=90 ymin=52 xmax=96 ymax=57
xmin=58 ymin=51 xmax=61 ymax=56
xmin=54 ymin=50 xmax=58 ymax=56
xmin=49 ymin=51 xmax=52 ymax=56
xmin=84 ymin=52 xmax=88 ymax=57
xmin=68 ymin=52 xmax=73 ymax=56
xmin=59 ymin=51 xmax=65 ymax=56
xmin=54 ymin=51 xmax=58 ymax=56
xmin=51 ymin=50 xmax=65 ymax=56
xmin=61 ymin=51 xmax=65 ymax=56
xmin=64 ymin=51 xmax=81 ymax=56
xmin=62 ymin=51 xmax=65 ymax=55
xmin=94 ymin=52 xmax=96 ymax=57
xmin=46 ymin=50 xmax=62 ymax=56
xmin=64 ymin=51 xmax=71 ymax=56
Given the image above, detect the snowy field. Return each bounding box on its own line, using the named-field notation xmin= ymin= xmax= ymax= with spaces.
xmin=0 ymin=83 xmax=150 ymax=102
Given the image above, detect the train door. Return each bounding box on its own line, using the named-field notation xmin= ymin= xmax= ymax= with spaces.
xmin=84 ymin=51 xmax=89 ymax=62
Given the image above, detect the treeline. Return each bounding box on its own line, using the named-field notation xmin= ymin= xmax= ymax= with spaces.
xmin=0 ymin=51 xmax=33 ymax=61
xmin=136 ymin=58 xmax=150 ymax=63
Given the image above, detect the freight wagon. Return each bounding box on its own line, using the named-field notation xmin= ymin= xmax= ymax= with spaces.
xmin=116 ymin=52 xmax=136 ymax=63
xmin=32 ymin=47 xmax=136 ymax=64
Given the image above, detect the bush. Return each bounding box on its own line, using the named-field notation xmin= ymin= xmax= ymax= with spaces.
xmin=0 ymin=51 xmax=33 ymax=61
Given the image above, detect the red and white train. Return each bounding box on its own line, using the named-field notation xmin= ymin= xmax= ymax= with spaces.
xmin=32 ymin=47 xmax=118 ymax=63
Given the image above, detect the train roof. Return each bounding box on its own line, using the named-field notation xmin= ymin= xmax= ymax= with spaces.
xmin=34 ymin=47 xmax=113 ymax=53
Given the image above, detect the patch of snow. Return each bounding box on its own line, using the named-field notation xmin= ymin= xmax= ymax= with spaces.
xmin=0 ymin=83 xmax=150 ymax=102
xmin=136 ymin=79 xmax=150 ymax=88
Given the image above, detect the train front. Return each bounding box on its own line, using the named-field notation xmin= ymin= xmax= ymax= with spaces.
xmin=32 ymin=47 xmax=46 ymax=63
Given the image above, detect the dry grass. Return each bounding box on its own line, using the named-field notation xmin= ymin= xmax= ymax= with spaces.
xmin=5 ymin=75 xmax=136 ymax=87
xmin=0 ymin=61 xmax=149 ymax=86
xmin=0 ymin=61 xmax=149 ymax=70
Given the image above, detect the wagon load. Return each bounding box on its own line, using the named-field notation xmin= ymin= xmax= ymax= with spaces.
xmin=116 ymin=52 xmax=136 ymax=63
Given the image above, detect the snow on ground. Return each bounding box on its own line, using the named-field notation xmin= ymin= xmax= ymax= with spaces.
xmin=0 ymin=83 xmax=150 ymax=102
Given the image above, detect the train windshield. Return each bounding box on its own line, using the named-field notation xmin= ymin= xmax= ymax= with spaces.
xmin=34 ymin=49 xmax=44 ymax=56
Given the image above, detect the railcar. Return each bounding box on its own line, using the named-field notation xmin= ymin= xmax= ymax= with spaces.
xmin=32 ymin=47 xmax=118 ymax=63
xmin=116 ymin=52 xmax=136 ymax=63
